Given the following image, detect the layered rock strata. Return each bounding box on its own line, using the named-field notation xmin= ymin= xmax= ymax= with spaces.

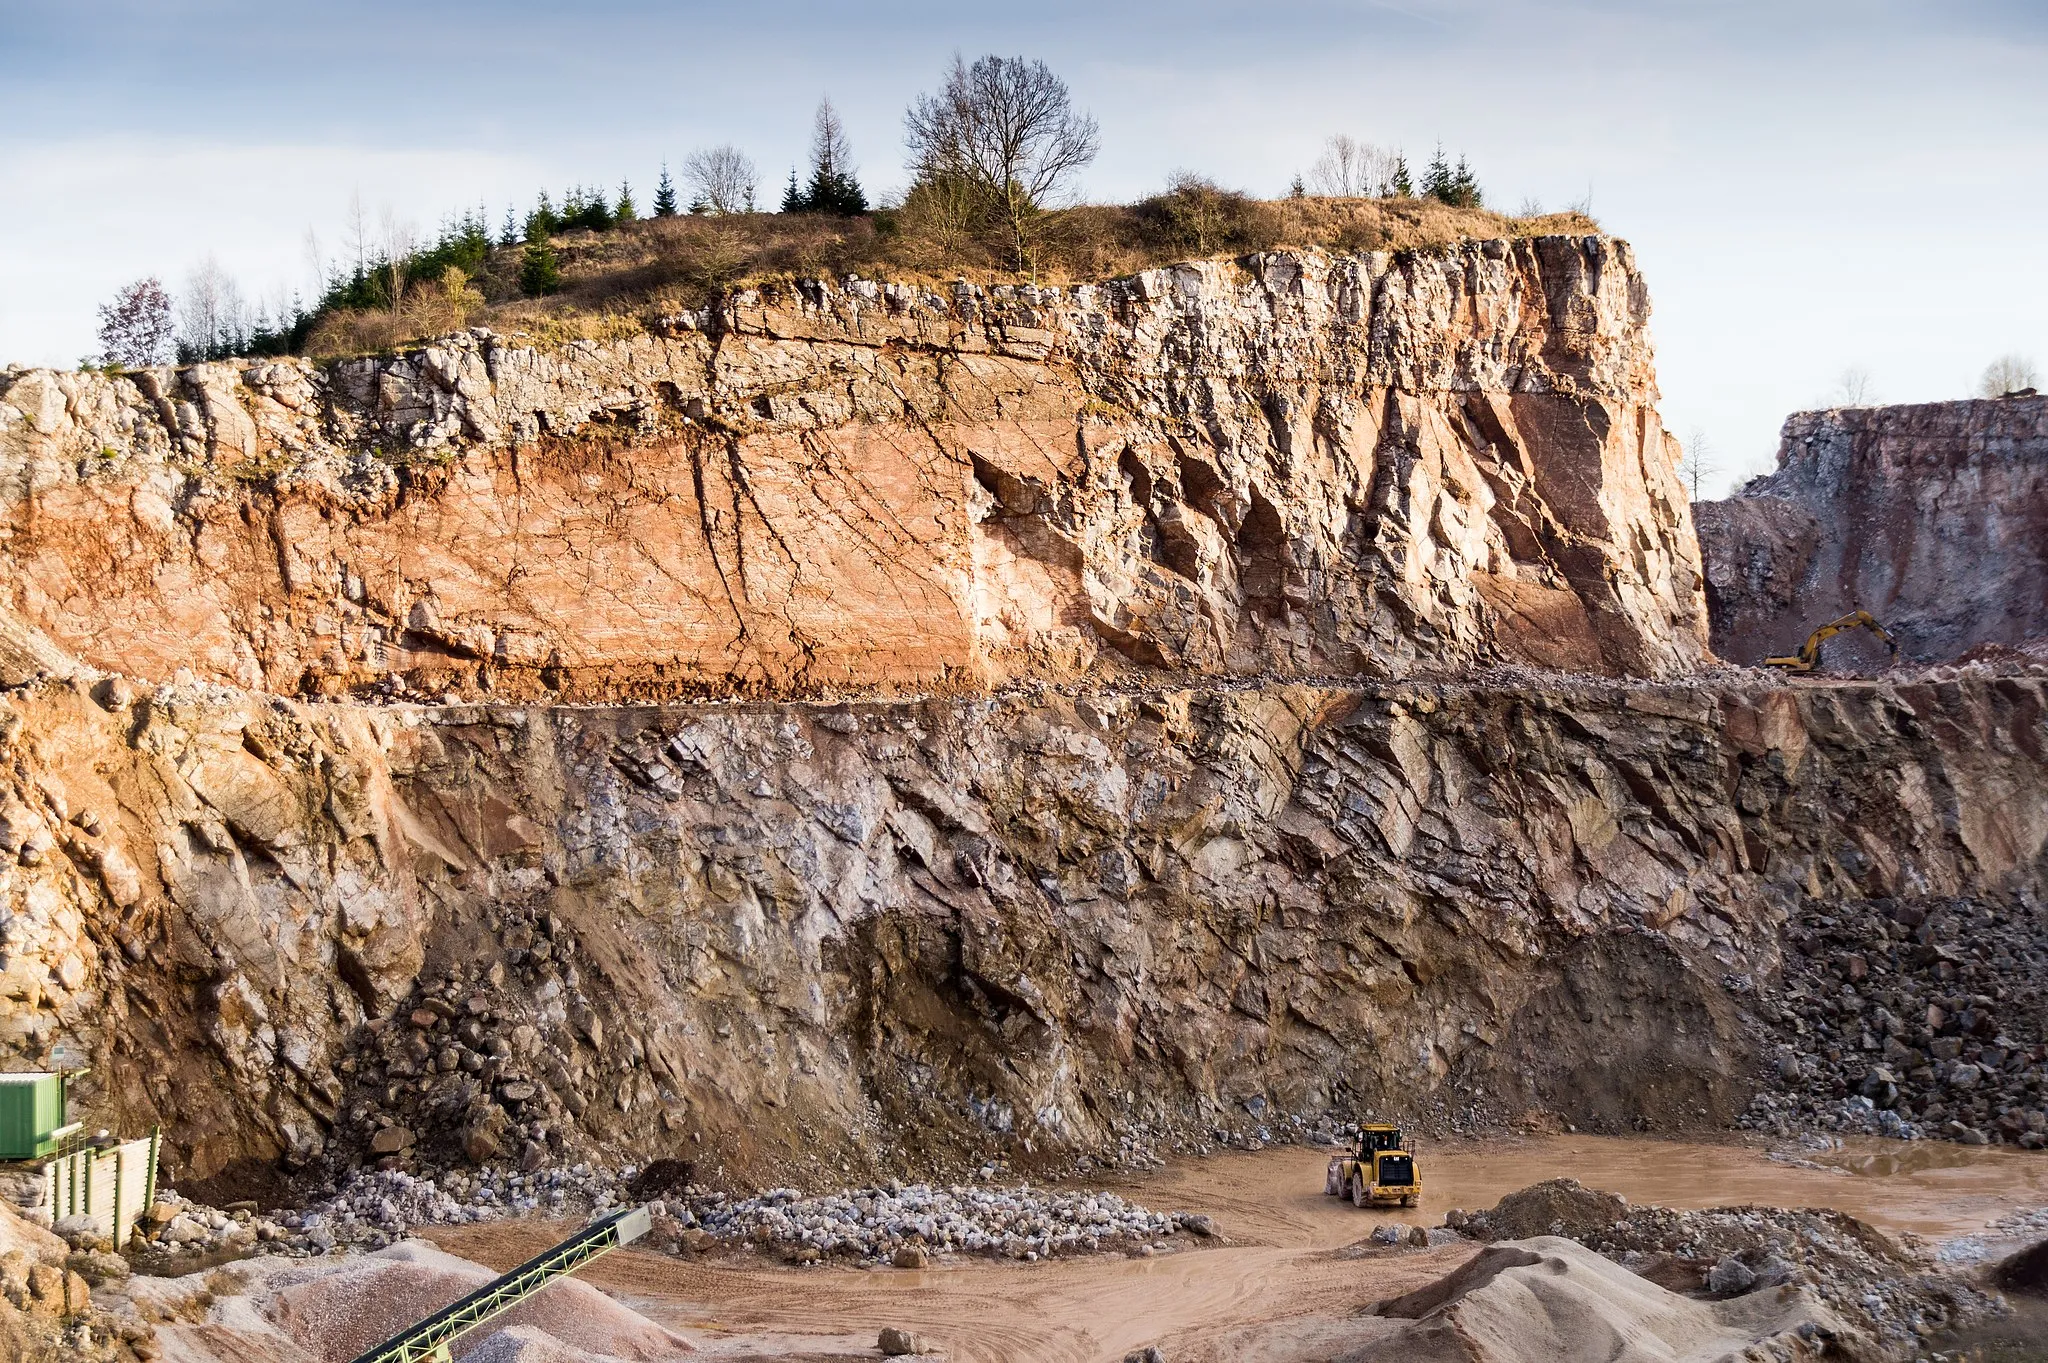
xmin=0 ymin=238 xmax=1706 ymax=702
xmin=1698 ymin=395 xmax=2048 ymax=665
xmin=2 ymin=667 xmax=2040 ymax=1184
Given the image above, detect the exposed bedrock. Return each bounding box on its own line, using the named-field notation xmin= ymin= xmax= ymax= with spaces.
xmin=0 ymin=669 xmax=2039 ymax=1184
xmin=1698 ymin=395 xmax=2048 ymax=665
xmin=0 ymin=237 xmax=1705 ymax=702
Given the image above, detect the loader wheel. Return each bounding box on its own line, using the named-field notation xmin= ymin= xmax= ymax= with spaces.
xmin=1351 ymin=1174 xmax=1370 ymax=1208
xmin=1403 ymin=1194 xmax=1418 ymax=1209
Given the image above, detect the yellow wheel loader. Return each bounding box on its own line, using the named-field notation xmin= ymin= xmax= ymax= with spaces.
xmin=1323 ymin=1124 xmax=1421 ymax=1209
xmin=1764 ymin=610 xmax=1899 ymax=673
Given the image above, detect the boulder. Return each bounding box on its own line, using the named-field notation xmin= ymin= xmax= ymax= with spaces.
xmin=879 ymin=1326 xmax=928 ymax=1355
xmin=370 ymin=1125 xmax=416 ymax=1155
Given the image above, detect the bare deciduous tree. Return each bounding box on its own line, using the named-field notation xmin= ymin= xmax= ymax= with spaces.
xmin=95 ymin=277 xmax=175 ymax=368
xmin=178 ymin=256 xmax=250 ymax=361
xmin=904 ymin=53 xmax=1099 ymax=273
xmin=1979 ymin=354 xmax=2039 ymax=397
xmin=682 ymin=146 xmax=759 ymax=215
xmin=1680 ymin=426 xmax=1721 ymax=502
xmin=1306 ymin=135 xmax=1399 ymax=198
xmin=379 ymin=208 xmax=418 ymax=314
xmin=1832 ymin=366 xmax=1879 ymax=408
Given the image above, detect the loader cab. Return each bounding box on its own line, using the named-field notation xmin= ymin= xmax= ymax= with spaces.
xmin=1356 ymin=1124 xmax=1404 ymax=1159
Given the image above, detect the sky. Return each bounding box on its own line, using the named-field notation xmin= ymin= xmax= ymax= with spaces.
xmin=2 ymin=0 xmax=2043 ymax=496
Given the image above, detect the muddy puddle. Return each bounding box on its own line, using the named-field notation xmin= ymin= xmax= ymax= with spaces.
xmin=418 ymin=1134 xmax=2048 ymax=1363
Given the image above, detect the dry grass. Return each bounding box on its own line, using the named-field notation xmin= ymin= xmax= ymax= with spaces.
xmin=302 ymin=194 xmax=1600 ymax=360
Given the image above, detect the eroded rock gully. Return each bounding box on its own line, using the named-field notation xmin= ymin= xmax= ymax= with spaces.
xmin=0 ymin=668 xmax=2040 ymax=1186
xmin=1698 ymin=394 xmax=2048 ymax=666
xmin=0 ymin=237 xmax=1705 ymax=702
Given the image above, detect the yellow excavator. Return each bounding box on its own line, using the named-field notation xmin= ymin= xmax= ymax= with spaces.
xmin=1764 ymin=610 xmax=1899 ymax=673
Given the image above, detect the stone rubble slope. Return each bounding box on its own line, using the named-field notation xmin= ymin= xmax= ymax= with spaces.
xmin=0 ymin=238 xmax=1706 ymax=704
xmin=1744 ymin=893 xmax=2048 ymax=1147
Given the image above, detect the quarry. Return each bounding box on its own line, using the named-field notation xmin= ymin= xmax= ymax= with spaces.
xmin=0 ymin=233 xmax=2044 ymax=1362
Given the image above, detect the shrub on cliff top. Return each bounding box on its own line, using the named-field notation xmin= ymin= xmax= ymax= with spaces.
xmin=520 ymin=237 xmax=564 ymax=296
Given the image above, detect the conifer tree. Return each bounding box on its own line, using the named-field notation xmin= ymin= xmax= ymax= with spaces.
xmin=1391 ymin=154 xmax=1413 ymax=197
xmin=780 ymin=167 xmax=804 ymax=213
xmin=1422 ymin=145 xmax=1452 ymax=202
xmin=1448 ymin=155 xmax=1482 ymax=208
xmin=501 ymin=205 xmax=520 ymax=246
xmin=525 ymin=191 xmax=559 ymax=242
xmin=615 ymin=180 xmax=637 ymax=223
xmin=653 ymin=164 xmax=679 ymax=217
xmin=802 ymin=98 xmax=867 ymax=215
xmin=520 ymin=236 xmax=563 ymax=295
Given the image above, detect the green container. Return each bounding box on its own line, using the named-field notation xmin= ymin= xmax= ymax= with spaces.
xmin=0 ymin=1072 xmax=80 ymax=1160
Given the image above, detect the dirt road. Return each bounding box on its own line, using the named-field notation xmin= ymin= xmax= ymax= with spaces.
xmin=425 ymin=1134 xmax=2048 ymax=1362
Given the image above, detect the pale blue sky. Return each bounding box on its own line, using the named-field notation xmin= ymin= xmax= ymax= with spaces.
xmin=3 ymin=0 xmax=2042 ymax=494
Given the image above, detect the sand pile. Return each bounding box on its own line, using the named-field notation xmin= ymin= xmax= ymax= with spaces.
xmin=1360 ymin=1236 xmax=1852 ymax=1363
xmin=147 ymin=1240 xmax=691 ymax=1363
xmin=1451 ymin=1178 xmax=2000 ymax=1354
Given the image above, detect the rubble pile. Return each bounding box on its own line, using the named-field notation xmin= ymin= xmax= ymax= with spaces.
xmin=135 ymin=1163 xmax=1192 ymax=1270
xmin=650 ymin=1180 xmax=1199 ymax=1264
xmin=1745 ymin=895 xmax=2048 ymax=1145
xmin=333 ymin=906 xmax=616 ymax=1177
xmin=1453 ymin=1179 xmax=2000 ymax=1353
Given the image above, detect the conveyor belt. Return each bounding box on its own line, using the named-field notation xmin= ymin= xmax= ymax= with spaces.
xmin=349 ymin=1205 xmax=652 ymax=1363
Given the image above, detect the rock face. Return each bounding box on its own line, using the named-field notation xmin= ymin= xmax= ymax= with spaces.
xmin=1697 ymin=396 xmax=2048 ymax=665
xmin=0 ymin=238 xmax=1706 ymax=702
xmin=2 ymin=667 xmax=2042 ymax=1182
xmin=0 ymin=242 xmax=2042 ymax=1190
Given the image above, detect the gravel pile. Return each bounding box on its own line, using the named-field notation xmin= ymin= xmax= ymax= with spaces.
xmin=135 ymin=1163 xmax=1191 ymax=1269
xmin=1743 ymin=894 xmax=2048 ymax=1146
xmin=650 ymin=1180 xmax=1197 ymax=1264
xmin=1452 ymin=1179 xmax=2001 ymax=1354
xmin=132 ymin=1164 xmax=631 ymax=1261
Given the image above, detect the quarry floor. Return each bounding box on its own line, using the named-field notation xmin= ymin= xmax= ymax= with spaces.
xmin=422 ymin=1134 xmax=2048 ymax=1363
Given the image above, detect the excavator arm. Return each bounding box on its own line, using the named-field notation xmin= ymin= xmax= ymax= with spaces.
xmin=1764 ymin=610 xmax=1899 ymax=673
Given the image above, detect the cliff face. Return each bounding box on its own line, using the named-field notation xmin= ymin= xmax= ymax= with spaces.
xmin=1697 ymin=396 xmax=2048 ymax=665
xmin=0 ymin=238 xmax=1706 ymax=702
xmin=8 ymin=239 xmax=2044 ymax=1193
xmin=4 ymin=668 xmax=2043 ymax=1183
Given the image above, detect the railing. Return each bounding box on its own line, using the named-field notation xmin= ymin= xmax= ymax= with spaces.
xmin=349 ymin=1206 xmax=652 ymax=1363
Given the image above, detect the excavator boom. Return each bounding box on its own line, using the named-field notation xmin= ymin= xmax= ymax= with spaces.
xmin=1764 ymin=610 xmax=1899 ymax=673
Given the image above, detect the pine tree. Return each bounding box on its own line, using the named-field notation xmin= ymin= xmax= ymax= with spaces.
xmin=781 ymin=167 xmax=805 ymax=214
xmin=1288 ymin=173 xmax=1306 ymax=199
xmin=1391 ymin=154 xmax=1413 ymax=197
xmin=525 ymin=191 xmax=559 ymax=242
xmin=803 ymin=98 xmax=868 ymax=216
xmin=615 ymin=180 xmax=637 ymax=224
xmin=1448 ymin=155 xmax=1482 ymax=208
xmin=520 ymin=236 xmax=563 ymax=295
xmin=653 ymin=164 xmax=678 ymax=217
xmin=1422 ymin=145 xmax=1452 ymax=202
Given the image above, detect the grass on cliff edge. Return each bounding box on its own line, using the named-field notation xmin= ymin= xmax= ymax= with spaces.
xmin=306 ymin=194 xmax=1598 ymax=359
